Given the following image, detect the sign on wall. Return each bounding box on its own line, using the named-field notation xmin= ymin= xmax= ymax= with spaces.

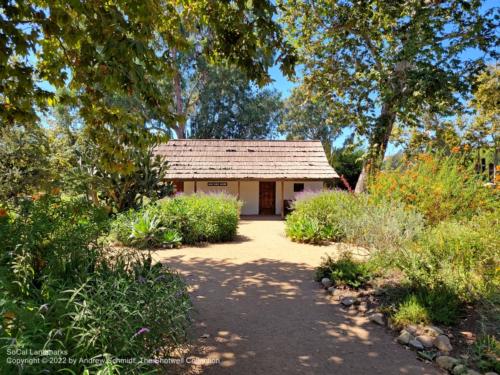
xmin=207 ymin=182 xmax=228 ymax=187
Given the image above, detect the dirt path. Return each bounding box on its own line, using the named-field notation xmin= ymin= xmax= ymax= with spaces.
xmin=154 ymin=217 xmax=440 ymax=375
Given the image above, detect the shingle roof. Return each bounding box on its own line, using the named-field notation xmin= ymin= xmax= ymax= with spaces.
xmin=154 ymin=139 xmax=339 ymax=180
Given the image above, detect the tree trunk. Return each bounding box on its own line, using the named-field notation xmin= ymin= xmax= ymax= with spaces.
xmin=354 ymin=103 xmax=396 ymax=193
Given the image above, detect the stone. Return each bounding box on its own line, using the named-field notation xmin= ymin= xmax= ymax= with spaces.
xmin=436 ymin=356 xmax=459 ymax=370
xmin=406 ymin=324 xmax=418 ymax=335
xmin=416 ymin=335 xmax=435 ymax=348
xmin=434 ymin=334 xmax=453 ymax=352
xmin=397 ymin=330 xmax=414 ymax=345
xmin=485 ymin=372 xmax=499 ymax=375
xmin=424 ymin=325 xmax=444 ymax=336
xmin=452 ymin=365 xmax=467 ymax=375
xmin=341 ymin=297 xmax=355 ymax=307
xmin=409 ymin=338 xmax=424 ymax=351
xmin=321 ymin=278 xmax=333 ymax=288
xmin=369 ymin=313 xmax=385 ymax=326
xmin=466 ymin=370 xmax=481 ymax=375
xmin=327 ymin=286 xmax=336 ymax=294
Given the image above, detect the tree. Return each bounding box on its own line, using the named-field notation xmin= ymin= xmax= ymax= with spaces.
xmin=1 ymin=0 xmax=295 ymax=136
xmin=189 ymin=67 xmax=283 ymax=139
xmin=280 ymin=0 xmax=498 ymax=192
xmin=0 ymin=125 xmax=53 ymax=201
xmin=279 ymin=86 xmax=342 ymax=153
xmin=329 ymin=146 xmax=364 ymax=190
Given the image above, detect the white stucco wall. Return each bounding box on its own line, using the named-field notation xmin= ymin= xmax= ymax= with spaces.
xmin=181 ymin=180 xmax=324 ymax=216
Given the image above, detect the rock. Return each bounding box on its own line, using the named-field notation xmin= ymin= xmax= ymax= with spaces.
xmin=397 ymin=330 xmax=414 ymax=345
xmin=369 ymin=313 xmax=385 ymax=326
xmin=321 ymin=278 xmax=333 ymax=288
xmin=436 ymin=356 xmax=459 ymax=370
xmin=341 ymin=297 xmax=355 ymax=307
xmin=424 ymin=325 xmax=443 ymax=336
xmin=434 ymin=334 xmax=453 ymax=352
xmin=406 ymin=324 xmax=418 ymax=335
xmin=466 ymin=370 xmax=481 ymax=375
xmin=327 ymin=286 xmax=336 ymax=294
xmin=485 ymin=372 xmax=499 ymax=375
xmin=409 ymin=338 xmax=424 ymax=351
xmin=200 ymin=333 xmax=210 ymax=339
xmin=416 ymin=335 xmax=434 ymax=348
xmin=452 ymin=365 xmax=467 ymax=375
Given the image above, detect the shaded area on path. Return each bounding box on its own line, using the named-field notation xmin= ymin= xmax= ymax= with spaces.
xmin=155 ymin=219 xmax=440 ymax=375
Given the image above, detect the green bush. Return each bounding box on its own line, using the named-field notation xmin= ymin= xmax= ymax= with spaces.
xmin=315 ymin=253 xmax=373 ymax=289
xmin=111 ymin=193 xmax=241 ymax=246
xmin=392 ymin=294 xmax=430 ymax=327
xmin=369 ymin=154 xmax=499 ymax=224
xmin=285 ymin=191 xmax=423 ymax=250
xmin=474 ymin=335 xmax=500 ymax=373
xmin=391 ymin=212 xmax=499 ymax=304
xmin=0 ymin=195 xmax=191 ymax=374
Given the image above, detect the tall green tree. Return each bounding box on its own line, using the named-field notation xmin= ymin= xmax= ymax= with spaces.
xmin=189 ymin=67 xmax=283 ymax=139
xmin=279 ymin=86 xmax=343 ymax=152
xmin=280 ymin=0 xmax=498 ymax=192
xmin=1 ymin=0 xmax=295 ymax=134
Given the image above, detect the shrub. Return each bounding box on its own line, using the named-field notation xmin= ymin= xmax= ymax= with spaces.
xmin=392 ymin=294 xmax=430 ymax=327
xmin=391 ymin=213 xmax=499 ymax=304
xmin=369 ymin=154 xmax=499 ymax=224
xmin=0 ymin=195 xmax=191 ymax=374
xmin=286 ymin=190 xmax=424 ymax=250
xmin=110 ymin=193 xmax=241 ymax=247
xmin=474 ymin=335 xmax=500 ymax=373
xmin=315 ymin=253 xmax=373 ymax=289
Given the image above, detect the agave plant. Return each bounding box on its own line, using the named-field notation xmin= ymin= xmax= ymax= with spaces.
xmin=129 ymin=212 xmax=163 ymax=248
xmin=161 ymin=229 xmax=182 ymax=249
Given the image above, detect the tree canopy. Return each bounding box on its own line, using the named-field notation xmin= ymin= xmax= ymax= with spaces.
xmin=189 ymin=67 xmax=282 ymax=139
xmin=279 ymin=0 xmax=498 ymax=191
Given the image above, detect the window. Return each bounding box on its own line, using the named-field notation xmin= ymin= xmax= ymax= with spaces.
xmin=293 ymin=183 xmax=304 ymax=192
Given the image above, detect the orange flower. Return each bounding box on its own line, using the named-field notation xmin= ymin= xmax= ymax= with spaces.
xmin=0 ymin=208 xmax=7 ymax=217
xmin=32 ymin=192 xmax=45 ymax=201
xmin=51 ymin=187 xmax=61 ymax=195
xmin=451 ymin=146 xmax=461 ymax=153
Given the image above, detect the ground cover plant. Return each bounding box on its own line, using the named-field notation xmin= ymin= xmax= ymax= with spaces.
xmin=306 ymin=154 xmax=499 ymax=367
xmin=0 ymin=195 xmax=191 ymax=374
xmin=110 ymin=193 xmax=241 ymax=247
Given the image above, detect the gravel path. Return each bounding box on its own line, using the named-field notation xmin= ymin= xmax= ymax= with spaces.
xmin=154 ymin=217 xmax=440 ymax=375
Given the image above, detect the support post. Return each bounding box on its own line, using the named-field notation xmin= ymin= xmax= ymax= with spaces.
xmin=194 ymin=180 xmax=197 ymax=193
xmin=280 ymin=180 xmax=284 ymax=219
xmin=237 ymin=180 xmax=240 ymax=200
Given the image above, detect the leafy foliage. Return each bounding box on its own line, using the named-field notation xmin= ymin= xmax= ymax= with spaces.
xmin=279 ymin=86 xmax=341 ymax=149
xmin=279 ymin=0 xmax=498 ymax=190
xmin=315 ymin=253 xmax=373 ymax=289
xmin=111 ymin=193 xmax=241 ymax=247
xmin=0 ymin=125 xmax=55 ymax=202
xmin=285 ymin=191 xmax=423 ymax=250
xmin=1 ymin=0 xmax=295 ymax=129
xmin=369 ymin=153 xmax=499 ymax=224
xmin=0 ymin=195 xmax=192 ymax=374
xmin=189 ymin=66 xmax=283 ymax=139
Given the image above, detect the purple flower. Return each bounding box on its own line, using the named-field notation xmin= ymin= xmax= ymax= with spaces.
xmin=132 ymin=327 xmax=150 ymax=339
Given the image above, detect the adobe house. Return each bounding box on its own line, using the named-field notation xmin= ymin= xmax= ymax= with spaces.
xmin=154 ymin=139 xmax=338 ymax=217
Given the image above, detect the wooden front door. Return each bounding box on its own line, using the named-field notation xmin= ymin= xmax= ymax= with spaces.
xmin=259 ymin=181 xmax=276 ymax=215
